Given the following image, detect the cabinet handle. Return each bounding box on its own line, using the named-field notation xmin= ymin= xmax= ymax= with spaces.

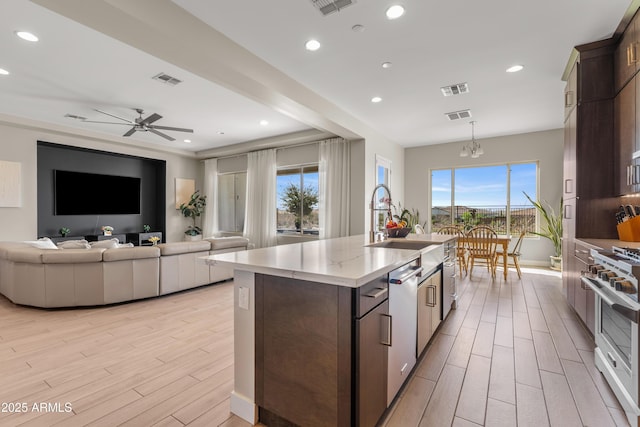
xmin=365 ymin=287 xmax=388 ymax=299
xmin=426 ymin=285 xmax=437 ymax=307
xmin=629 ymin=43 xmax=638 ymax=66
xmin=381 ymin=314 xmax=392 ymax=346
xmin=628 ymin=165 xmax=632 ymax=186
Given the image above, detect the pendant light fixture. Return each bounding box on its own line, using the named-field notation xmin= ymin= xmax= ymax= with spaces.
xmin=459 ymin=120 xmax=483 ymax=158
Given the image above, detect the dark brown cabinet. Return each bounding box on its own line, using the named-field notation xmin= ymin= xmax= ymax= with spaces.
xmin=615 ymin=76 xmax=637 ymax=195
xmin=255 ymin=273 xmax=389 ymax=427
xmin=615 ymin=11 xmax=640 ymax=93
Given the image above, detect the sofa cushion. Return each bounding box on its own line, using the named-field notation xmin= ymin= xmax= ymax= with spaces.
xmin=206 ymin=236 xmax=250 ymax=250
xmin=103 ymin=246 xmax=160 ymax=262
xmin=42 ymin=248 xmax=106 ymax=263
xmin=158 ymin=241 xmax=211 ymax=256
xmin=7 ymin=248 xmax=45 ymax=263
xmin=89 ymin=238 xmax=120 ymax=249
xmin=24 ymin=237 xmax=58 ymax=250
xmin=57 ymin=239 xmax=91 ymax=249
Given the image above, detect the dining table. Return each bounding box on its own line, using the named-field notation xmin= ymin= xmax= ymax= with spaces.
xmin=460 ymin=234 xmax=512 ymax=279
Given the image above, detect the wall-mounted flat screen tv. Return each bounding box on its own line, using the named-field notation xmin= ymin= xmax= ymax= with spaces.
xmin=54 ymin=170 xmax=141 ymax=215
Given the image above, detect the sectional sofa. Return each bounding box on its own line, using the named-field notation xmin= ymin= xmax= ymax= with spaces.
xmin=0 ymin=236 xmax=249 ymax=308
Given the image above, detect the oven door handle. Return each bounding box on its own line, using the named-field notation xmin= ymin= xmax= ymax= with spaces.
xmin=581 ymin=277 xmax=640 ymax=324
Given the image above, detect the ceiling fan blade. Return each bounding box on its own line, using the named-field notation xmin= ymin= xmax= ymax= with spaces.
xmin=149 ymin=128 xmax=175 ymax=141
xmin=139 ymin=113 xmax=162 ymax=126
xmin=150 ymin=125 xmax=194 ymax=133
xmin=94 ymin=109 xmax=134 ymax=124
xmin=82 ymin=120 xmax=134 ymax=125
xmin=123 ymin=127 xmax=137 ymax=137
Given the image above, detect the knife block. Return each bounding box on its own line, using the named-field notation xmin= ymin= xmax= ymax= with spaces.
xmin=617 ymin=216 xmax=640 ymax=241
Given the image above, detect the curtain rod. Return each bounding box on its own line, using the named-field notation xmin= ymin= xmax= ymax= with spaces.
xmin=202 ymin=137 xmax=346 ymax=162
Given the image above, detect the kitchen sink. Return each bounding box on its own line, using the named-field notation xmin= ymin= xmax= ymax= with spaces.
xmin=365 ymin=240 xmax=432 ymax=250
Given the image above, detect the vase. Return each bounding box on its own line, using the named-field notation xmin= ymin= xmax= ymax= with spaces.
xmin=104 ymin=231 xmax=112 ymax=236
xmin=550 ymin=255 xmax=562 ymax=271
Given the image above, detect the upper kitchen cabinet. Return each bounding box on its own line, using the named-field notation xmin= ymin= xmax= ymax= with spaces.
xmin=614 ymin=75 xmax=637 ymax=195
xmin=615 ymin=9 xmax=640 ymax=93
xmin=564 ymin=42 xmax=615 ymax=201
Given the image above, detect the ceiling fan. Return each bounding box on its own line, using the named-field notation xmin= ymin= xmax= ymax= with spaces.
xmin=83 ymin=108 xmax=193 ymax=141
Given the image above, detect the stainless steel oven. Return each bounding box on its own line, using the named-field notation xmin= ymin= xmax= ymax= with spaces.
xmin=582 ymin=247 xmax=640 ymax=427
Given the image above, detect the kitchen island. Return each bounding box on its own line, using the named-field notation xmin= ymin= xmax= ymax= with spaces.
xmin=203 ymin=233 xmax=454 ymax=426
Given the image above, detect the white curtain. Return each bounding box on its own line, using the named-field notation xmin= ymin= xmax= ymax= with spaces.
xmin=244 ymin=149 xmax=277 ymax=248
xmin=202 ymin=158 xmax=219 ymax=238
xmin=319 ymin=138 xmax=350 ymax=239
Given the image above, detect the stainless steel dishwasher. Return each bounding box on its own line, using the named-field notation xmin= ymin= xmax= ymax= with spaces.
xmin=387 ymin=258 xmax=422 ymax=404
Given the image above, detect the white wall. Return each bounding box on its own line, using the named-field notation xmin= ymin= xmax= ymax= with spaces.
xmin=404 ymin=129 xmax=564 ymax=265
xmin=0 ymin=116 xmax=200 ymax=242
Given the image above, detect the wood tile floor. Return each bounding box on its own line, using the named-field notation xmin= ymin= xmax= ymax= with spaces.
xmin=381 ymin=266 xmax=631 ymax=427
xmin=0 ymin=266 xmax=630 ymax=426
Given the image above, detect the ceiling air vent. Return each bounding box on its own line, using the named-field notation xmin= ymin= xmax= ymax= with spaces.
xmin=445 ymin=109 xmax=472 ymax=121
xmin=311 ymin=0 xmax=356 ymax=16
xmin=441 ymin=82 xmax=469 ymax=97
xmin=152 ymin=72 xmax=182 ymax=86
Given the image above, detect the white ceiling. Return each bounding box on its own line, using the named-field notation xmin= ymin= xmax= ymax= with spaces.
xmin=0 ymin=0 xmax=632 ymax=154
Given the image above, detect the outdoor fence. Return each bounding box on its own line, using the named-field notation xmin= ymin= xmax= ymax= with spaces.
xmin=432 ymin=205 xmax=536 ymax=235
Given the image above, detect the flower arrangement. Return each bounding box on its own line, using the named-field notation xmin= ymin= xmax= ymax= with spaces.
xmin=59 ymin=227 xmax=70 ymax=237
xmin=101 ymin=225 xmax=114 ymax=236
xmin=148 ymin=236 xmax=160 ymax=245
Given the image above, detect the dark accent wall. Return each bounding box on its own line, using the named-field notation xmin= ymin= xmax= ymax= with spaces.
xmin=37 ymin=141 xmax=166 ymax=239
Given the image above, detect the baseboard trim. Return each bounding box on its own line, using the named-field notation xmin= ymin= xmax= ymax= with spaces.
xmin=231 ymin=391 xmax=257 ymax=424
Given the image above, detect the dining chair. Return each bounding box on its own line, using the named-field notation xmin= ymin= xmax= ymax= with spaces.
xmin=436 ymin=225 xmax=467 ymax=277
xmin=496 ymin=230 xmax=526 ymax=279
xmin=465 ymin=226 xmax=498 ymax=279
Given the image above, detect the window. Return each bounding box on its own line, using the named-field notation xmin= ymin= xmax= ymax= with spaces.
xmin=431 ymin=162 xmax=537 ymax=235
xmin=277 ymin=165 xmax=319 ymax=235
xmin=218 ymin=172 xmax=246 ymax=233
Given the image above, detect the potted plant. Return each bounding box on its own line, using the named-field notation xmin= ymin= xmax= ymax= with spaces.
xmin=143 ymin=224 xmax=151 ymax=233
xmin=392 ymin=202 xmax=427 ymax=233
xmin=59 ymin=227 xmax=70 ymax=237
xmin=524 ymin=192 xmax=563 ymax=271
xmin=179 ymin=190 xmax=207 ymax=240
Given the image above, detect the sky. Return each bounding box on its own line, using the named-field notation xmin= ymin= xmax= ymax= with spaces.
xmin=432 ymin=163 xmax=537 ymax=207
xmin=276 ymin=170 xmax=319 ymax=210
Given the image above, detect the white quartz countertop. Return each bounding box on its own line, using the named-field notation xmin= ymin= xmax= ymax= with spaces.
xmin=202 ymin=233 xmax=454 ymax=287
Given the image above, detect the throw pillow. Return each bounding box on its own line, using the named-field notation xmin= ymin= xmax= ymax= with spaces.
xmin=24 ymin=237 xmax=59 ymax=250
xmin=57 ymin=239 xmax=91 ymax=249
xmin=89 ymin=238 xmax=120 ymax=249
xmin=117 ymin=243 xmax=134 ymax=248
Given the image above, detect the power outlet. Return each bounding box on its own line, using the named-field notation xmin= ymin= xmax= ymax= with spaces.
xmin=238 ymin=286 xmax=250 ymax=310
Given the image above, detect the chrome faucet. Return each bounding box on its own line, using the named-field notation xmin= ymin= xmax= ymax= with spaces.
xmin=369 ymin=183 xmax=392 ymax=243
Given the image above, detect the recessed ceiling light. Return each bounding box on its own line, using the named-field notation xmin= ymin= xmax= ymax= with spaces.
xmin=260 ymin=120 xmax=269 ymax=126
xmin=386 ymin=5 xmax=405 ymax=20
xmin=184 ymin=139 xmax=191 ymax=143
xmin=371 ymin=96 xmax=382 ymax=103
xmin=305 ymin=39 xmax=321 ymax=51
xmin=217 ymin=131 xmax=225 ymax=135
xmin=382 ymin=62 xmax=392 ymax=69
xmin=506 ymin=64 xmax=524 ymax=73
xmin=352 ymin=24 xmax=365 ymax=32
xmin=15 ymin=31 xmax=38 ymax=42
xmin=0 ymin=68 xmax=9 ymax=76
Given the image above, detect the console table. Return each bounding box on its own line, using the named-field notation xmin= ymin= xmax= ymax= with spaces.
xmin=85 ymin=234 xmax=127 ymax=243
xmin=127 ymin=232 xmax=163 ymax=246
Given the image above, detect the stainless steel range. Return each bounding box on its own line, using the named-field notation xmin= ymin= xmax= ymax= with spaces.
xmin=582 ymin=247 xmax=640 ymax=427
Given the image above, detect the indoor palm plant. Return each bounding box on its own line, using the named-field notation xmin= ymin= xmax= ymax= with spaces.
xmin=179 ymin=190 xmax=207 ymax=239
xmin=524 ymin=192 xmax=563 ymax=270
